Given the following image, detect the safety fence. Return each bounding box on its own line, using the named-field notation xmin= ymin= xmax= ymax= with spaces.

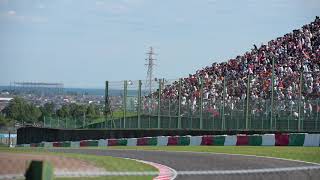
xmin=17 ymin=133 xmax=320 ymax=147
xmin=43 ymin=116 xmax=86 ymax=129
xmin=86 ymin=77 xmax=320 ymax=132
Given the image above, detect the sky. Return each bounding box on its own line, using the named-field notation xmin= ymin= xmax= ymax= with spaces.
xmin=0 ymin=0 xmax=319 ymax=88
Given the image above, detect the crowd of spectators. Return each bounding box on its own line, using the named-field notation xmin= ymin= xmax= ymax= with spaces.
xmin=145 ymin=17 xmax=320 ymax=118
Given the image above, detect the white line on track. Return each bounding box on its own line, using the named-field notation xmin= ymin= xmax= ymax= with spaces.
xmin=108 ymin=148 xmax=320 ymax=166
xmin=1 ymin=166 xmax=320 ymax=180
xmin=177 ymin=166 xmax=320 ymax=175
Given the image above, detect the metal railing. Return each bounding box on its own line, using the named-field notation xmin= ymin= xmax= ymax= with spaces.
xmin=94 ymin=72 xmax=319 ymax=131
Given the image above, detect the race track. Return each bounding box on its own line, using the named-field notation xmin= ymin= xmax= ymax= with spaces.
xmin=50 ymin=149 xmax=320 ymax=180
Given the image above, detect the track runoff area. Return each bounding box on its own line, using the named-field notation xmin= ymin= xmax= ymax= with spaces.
xmin=46 ymin=146 xmax=320 ymax=180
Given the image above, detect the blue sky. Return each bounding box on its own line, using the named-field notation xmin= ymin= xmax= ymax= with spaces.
xmin=0 ymin=0 xmax=319 ymax=88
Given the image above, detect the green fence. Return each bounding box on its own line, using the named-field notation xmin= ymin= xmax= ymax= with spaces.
xmin=43 ymin=64 xmax=320 ymax=132
xmin=91 ymin=71 xmax=320 ymax=131
xmin=43 ymin=117 xmax=85 ymax=129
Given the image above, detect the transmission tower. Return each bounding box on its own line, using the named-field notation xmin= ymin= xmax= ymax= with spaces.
xmin=145 ymin=47 xmax=156 ymax=95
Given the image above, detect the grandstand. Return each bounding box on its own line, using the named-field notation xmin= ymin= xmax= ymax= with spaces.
xmin=83 ymin=17 xmax=320 ymax=132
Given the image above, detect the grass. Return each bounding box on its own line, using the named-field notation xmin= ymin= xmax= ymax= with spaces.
xmin=100 ymin=146 xmax=320 ymax=164
xmin=0 ymin=147 xmax=156 ymax=180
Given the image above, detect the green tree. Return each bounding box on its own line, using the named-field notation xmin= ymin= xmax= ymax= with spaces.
xmin=40 ymin=102 xmax=55 ymax=118
xmin=2 ymin=97 xmax=42 ymax=123
xmin=56 ymin=104 xmax=70 ymax=118
xmin=0 ymin=114 xmax=9 ymax=127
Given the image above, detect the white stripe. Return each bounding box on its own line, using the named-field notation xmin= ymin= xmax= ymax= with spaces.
xmin=303 ymin=134 xmax=320 ymax=147
xmin=98 ymin=139 xmax=107 ymax=147
xmin=2 ymin=166 xmax=319 ymax=179
xmin=112 ymin=149 xmax=320 ymax=166
xmin=126 ymin=158 xmax=178 ymax=180
xmin=127 ymin=138 xmax=138 ymax=146
xmin=189 ymin=136 xmax=202 ymax=146
xmin=0 ymin=174 xmax=24 ymax=180
xmin=157 ymin=136 xmax=168 ymax=146
xmin=177 ymin=166 xmax=320 ymax=175
xmin=224 ymin=135 xmax=237 ymax=146
xmin=262 ymin=134 xmax=275 ymax=146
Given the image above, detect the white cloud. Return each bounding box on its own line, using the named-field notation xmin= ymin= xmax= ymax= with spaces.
xmin=95 ymin=1 xmax=129 ymax=14
xmin=36 ymin=3 xmax=46 ymax=9
xmin=7 ymin=10 xmax=16 ymax=16
xmin=2 ymin=10 xmax=48 ymax=23
xmin=95 ymin=0 xmax=145 ymax=14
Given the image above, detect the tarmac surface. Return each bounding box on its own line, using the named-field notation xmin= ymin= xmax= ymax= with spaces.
xmin=50 ymin=148 xmax=320 ymax=180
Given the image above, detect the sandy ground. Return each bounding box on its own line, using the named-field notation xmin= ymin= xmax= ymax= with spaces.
xmin=0 ymin=152 xmax=105 ymax=175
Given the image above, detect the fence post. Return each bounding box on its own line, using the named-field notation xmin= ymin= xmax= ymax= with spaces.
xmin=222 ymin=77 xmax=226 ymax=130
xmin=43 ymin=116 xmax=46 ymax=128
xmin=298 ymin=70 xmax=303 ymax=131
xmin=316 ymin=99 xmax=319 ymax=131
xmin=245 ymin=74 xmax=250 ymax=130
xmin=270 ymin=56 xmax=275 ymax=130
xmin=178 ymin=78 xmax=182 ymax=129
xmin=157 ymin=79 xmax=162 ymax=128
xmin=104 ymin=81 xmax=109 ymax=129
xmin=200 ymin=77 xmax=204 ymax=129
xmin=138 ymin=80 xmax=142 ymax=128
xmin=168 ymin=97 xmax=171 ymax=128
xmin=123 ymin=80 xmax=127 ymax=128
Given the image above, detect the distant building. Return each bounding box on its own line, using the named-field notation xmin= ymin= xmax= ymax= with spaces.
xmin=0 ymin=97 xmax=13 ymax=111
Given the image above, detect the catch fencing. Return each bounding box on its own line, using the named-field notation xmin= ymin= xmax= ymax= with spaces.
xmin=89 ymin=75 xmax=320 ymax=132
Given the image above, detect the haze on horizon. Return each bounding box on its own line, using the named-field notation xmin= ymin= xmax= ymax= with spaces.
xmin=0 ymin=0 xmax=319 ymax=88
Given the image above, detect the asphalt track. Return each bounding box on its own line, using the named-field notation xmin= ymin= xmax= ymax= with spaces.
xmin=50 ymin=149 xmax=320 ymax=180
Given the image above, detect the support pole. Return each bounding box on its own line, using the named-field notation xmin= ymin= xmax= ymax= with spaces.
xmin=157 ymin=79 xmax=162 ymax=128
xmin=298 ymin=70 xmax=303 ymax=131
xmin=138 ymin=80 xmax=142 ymax=129
xmin=222 ymin=77 xmax=226 ymax=130
xmin=316 ymin=99 xmax=319 ymax=131
xmin=123 ymin=80 xmax=127 ymax=128
xmin=104 ymin=81 xmax=109 ymax=129
xmin=168 ymin=98 xmax=171 ymax=128
xmin=270 ymin=57 xmax=275 ymax=130
xmin=246 ymin=74 xmax=250 ymax=130
xmin=200 ymin=77 xmax=204 ymax=129
xmin=178 ymin=78 xmax=182 ymax=129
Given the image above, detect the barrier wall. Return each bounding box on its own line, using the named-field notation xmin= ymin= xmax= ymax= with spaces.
xmin=18 ymin=133 xmax=320 ymax=147
xmin=17 ymin=126 xmax=320 ymax=144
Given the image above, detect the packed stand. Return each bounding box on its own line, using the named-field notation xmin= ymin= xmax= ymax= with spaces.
xmin=146 ymin=17 xmax=320 ymax=119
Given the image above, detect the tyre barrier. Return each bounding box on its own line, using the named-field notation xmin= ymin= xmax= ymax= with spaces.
xmin=17 ymin=133 xmax=320 ymax=147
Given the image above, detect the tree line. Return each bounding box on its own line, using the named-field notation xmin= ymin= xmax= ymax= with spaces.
xmin=0 ymin=97 xmax=104 ymax=127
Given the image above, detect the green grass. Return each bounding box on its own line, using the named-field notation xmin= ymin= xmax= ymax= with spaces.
xmin=0 ymin=147 xmax=156 ymax=180
xmin=101 ymin=146 xmax=320 ymax=164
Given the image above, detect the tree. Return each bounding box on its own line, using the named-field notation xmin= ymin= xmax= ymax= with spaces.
xmin=40 ymin=103 xmax=55 ymax=118
xmin=0 ymin=114 xmax=9 ymax=127
xmin=56 ymin=104 xmax=70 ymax=118
xmin=2 ymin=97 xmax=42 ymax=124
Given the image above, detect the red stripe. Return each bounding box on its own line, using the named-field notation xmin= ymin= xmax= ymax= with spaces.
xmin=236 ymin=135 xmax=249 ymax=145
xmin=167 ymin=136 xmax=178 ymax=146
xmin=108 ymin=139 xmax=117 ymax=146
xmin=275 ymin=133 xmax=289 ymax=146
xmin=201 ymin=135 xmax=213 ymax=145
xmin=137 ymin=137 xmax=148 ymax=146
